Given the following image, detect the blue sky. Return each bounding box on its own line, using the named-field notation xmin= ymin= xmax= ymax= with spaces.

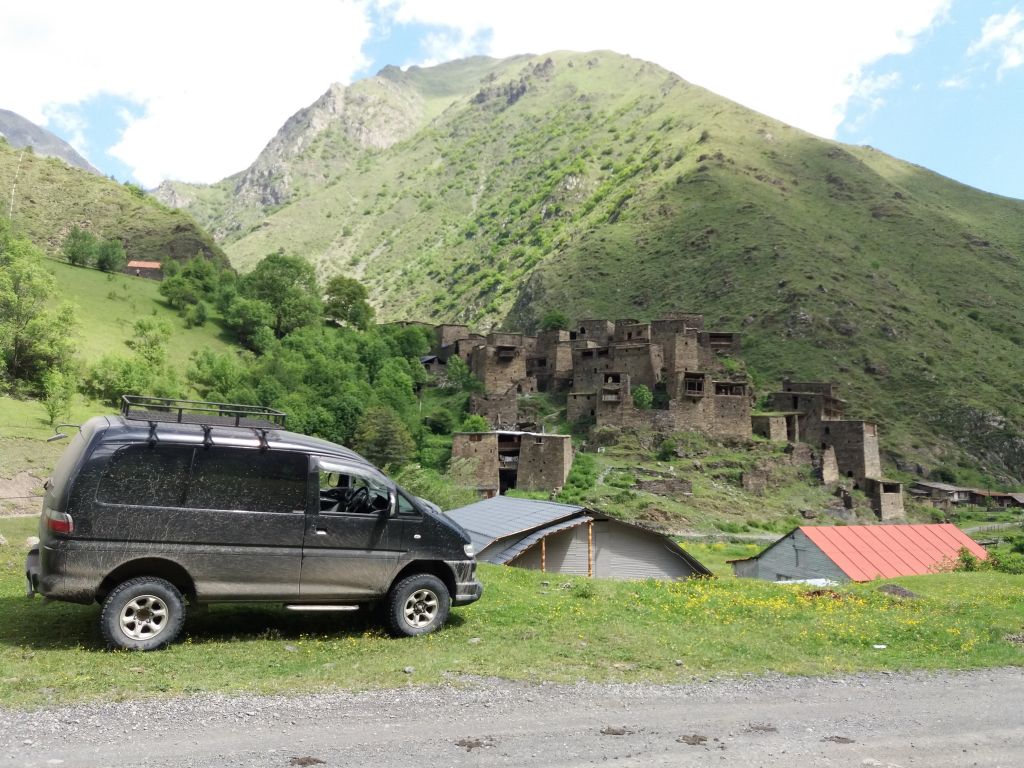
xmin=3 ymin=1 xmax=1022 ymax=200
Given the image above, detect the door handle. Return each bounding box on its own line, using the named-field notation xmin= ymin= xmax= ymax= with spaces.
xmin=315 ymin=529 xmax=328 ymax=536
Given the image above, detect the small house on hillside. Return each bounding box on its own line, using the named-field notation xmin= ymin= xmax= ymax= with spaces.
xmin=125 ymin=260 xmax=163 ymax=280
xmin=445 ymin=496 xmax=711 ymax=581
xmin=729 ymin=524 xmax=987 ymax=583
xmin=908 ymin=481 xmax=972 ymax=507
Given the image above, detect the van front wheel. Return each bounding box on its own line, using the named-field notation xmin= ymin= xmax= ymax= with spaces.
xmin=100 ymin=577 xmax=186 ymax=650
xmin=385 ymin=574 xmax=450 ymax=637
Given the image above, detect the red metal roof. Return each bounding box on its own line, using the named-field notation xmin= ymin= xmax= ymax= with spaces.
xmin=127 ymin=260 xmax=162 ymax=270
xmin=800 ymin=524 xmax=987 ymax=581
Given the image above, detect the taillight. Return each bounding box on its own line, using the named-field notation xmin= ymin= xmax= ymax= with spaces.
xmin=45 ymin=507 xmax=74 ymax=535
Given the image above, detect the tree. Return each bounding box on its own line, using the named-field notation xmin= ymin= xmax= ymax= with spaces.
xmin=42 ymin=369 xmax=75 ymax=426
xmin=95 ymin=238 xmax=127 ymax=272
xmin=352 ymin=405 xmax=416 ymax=469
xmin=540 ymin=309 xmax=569 ymax=332
xmin=324 ymin=275 xmax=375 ymax=330
xmin=0 ymin=221 xmax=77 ymax=391
xmin=125 ymin=318 xmax=172 ymax=368
xmin=224 ymin=296 xmax=275 ymax=352
xmin=239 ymin=251 xmax=322 ymax=338
xmin=62 ymin=226 xmax=98 ymax=267
xmin=632 ymin=384 xmax=653 ymax=410
xmin=445 ymin=355 xmax=481 ymax=391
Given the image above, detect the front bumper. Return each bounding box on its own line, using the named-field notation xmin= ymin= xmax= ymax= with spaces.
xmin=25 ymin=547 xmax=40 ymax=598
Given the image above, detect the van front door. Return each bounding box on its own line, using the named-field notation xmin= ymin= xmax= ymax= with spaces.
xmin=299 ymin=459 xmax=401 ymax=600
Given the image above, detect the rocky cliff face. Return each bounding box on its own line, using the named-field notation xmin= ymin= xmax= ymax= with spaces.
xmin=155 ymin=75 xmax=430 ymax=242
xmin=0 ymin=108 xmax=100 ymax=174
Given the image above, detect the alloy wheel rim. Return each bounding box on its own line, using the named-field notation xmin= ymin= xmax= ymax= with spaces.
xmin=119 ymin=594 xmax=168 ymax=641
xmin=403 ymin=588 xmax=439 ymax=628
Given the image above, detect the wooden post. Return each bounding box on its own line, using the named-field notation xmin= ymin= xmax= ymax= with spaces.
xmin=541 ymin=537 xmax=546 ymax=572
xmin=587 ymin=521 xmax=593 ymax=578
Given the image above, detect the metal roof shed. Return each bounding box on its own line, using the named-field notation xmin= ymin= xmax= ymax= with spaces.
xmin=445 ymin=496 xmax=710 ymax=580
xmin=729 ymin=524 xmax=988 ymax=583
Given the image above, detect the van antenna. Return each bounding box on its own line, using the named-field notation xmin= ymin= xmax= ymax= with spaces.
xmin=257 ymin=428 xmax=269 ymax=451
xmin=202 ymin=424 xmax=213 ymax=448
xmin=148 ymin=421 xmax=159 ymax=446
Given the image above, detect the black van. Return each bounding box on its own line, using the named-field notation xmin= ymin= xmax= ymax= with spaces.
xmin=25 ymin=396 xmax=482 ymax=650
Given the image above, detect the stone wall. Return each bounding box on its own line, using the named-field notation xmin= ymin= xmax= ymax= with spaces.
xmin=572 ymin=320 xmax=614 ymax=346
xmin=469 ymin=389 xmax=518 ymax=429
xmin=568 ymin=391 xmax=598 ymax=422
xmin=517 ymin=435 xmax=573 ymax=492
xmin=863 ymin=478 xmax=905 ymax=521
xmin=826 ymin=421 xmax=882 ymax=481
xmin=470 ymin=345 xmax=528 ymax=395
xmin=451 ymin=432 xmax=499 ymax=493
xmin=436 ymin=324 xmax=470 ymax=349
xmin=751 ymin=415 xmax=788 ymax=442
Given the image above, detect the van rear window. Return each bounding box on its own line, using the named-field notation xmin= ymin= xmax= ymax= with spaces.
xmin=97 ymin=446 xmax=193 ymax=507
xmin=187 ymin=448 xmax=307 ymax=513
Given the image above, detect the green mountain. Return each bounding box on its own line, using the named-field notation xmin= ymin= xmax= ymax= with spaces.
xmin=155 ymin=51 xmax=1024 ymax=485
xmin=0 ymin=138 xmax=227 ymax=266
xmin=0 ymin=108 xmax=99 ymax=174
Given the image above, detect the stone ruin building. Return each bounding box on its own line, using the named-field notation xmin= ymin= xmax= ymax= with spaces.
xmin=451 ymin=430 xmax=573 ymax=497
xmin=754 ymin=380 xmax=904 ymax=521
xmin=423 ymin=319 xmax=904 ymax=518
xmin=430 ymin=312 xmax=752 ymax=440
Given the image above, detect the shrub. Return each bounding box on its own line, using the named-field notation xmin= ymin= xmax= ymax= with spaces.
xmin=459 ymin=414 xmax=490 ymax=432
xmin=632 ymin=384 xmax=653 ymax=410
xmin=656 ymin=439 xmax=677 ymax=461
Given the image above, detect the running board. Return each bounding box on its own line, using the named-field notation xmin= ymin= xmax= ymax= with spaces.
xmin=285 ymin=604 xmax=360 ymax=612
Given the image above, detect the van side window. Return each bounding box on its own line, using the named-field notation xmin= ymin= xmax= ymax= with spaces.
xmin=397 ymin=492 xmax=418 ymax=516
xmin=97 ymin=445 xmax=193 ymax=507
xmin=187 ymin=448 xmax=307 ymax=513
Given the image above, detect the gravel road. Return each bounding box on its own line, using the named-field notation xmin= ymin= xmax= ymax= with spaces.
xmin=2 ymin=668 xmax=1022 ymax=767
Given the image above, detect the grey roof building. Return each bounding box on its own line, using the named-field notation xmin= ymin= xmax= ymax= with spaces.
xmin=445 ymin=496 xmax=711 ymax=580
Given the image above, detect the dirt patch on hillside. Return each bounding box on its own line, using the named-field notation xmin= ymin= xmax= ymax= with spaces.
xmin=0 ymin=471 xmax=43 ymax=517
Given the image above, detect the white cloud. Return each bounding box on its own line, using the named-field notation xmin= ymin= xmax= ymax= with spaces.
xmin=1 ymin=1 xmax=373 ymax=187
xmin=1 ymin=0 xmax=949 ymax=186
xmin=968 ymin=7 xmax=1024 ymax=75
xmin=388 ymin=0 xmax=949 ymax=139
xmin=940 ymin=75 xmax=969 ymax=88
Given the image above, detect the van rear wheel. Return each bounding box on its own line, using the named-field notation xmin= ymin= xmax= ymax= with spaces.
xmin=100 ymin=577 xmax=185 ymax=650
xmin=385 ymin=574 xmax=450 ymax=637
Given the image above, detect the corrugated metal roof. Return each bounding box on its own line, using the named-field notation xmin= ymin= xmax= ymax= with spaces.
xmin=446 ymin=496 xmax=585 ymax=552
xmin=127 ymin=260 xmax=162 ymax=269
xmin=486 ymin=516 xmax=594 ymax=564
xmin=800 ymin=524 xmax=987 ymax=581
xmin=910 ymin=480 xmax=970 ymax=493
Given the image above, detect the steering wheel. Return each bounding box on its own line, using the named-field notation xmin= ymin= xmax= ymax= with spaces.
xmin=347 ymin=486 xmax=370 ymax=514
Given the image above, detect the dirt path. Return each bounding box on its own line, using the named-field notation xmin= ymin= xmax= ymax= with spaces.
xmin=2 ymin=668 xmax=1022 ymax=766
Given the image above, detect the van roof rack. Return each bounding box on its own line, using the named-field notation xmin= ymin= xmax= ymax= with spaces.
xmin=120 ymin=395 xmax=287 ymax=429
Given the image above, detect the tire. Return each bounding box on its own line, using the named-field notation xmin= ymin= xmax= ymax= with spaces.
xmin=385 ymin=574 xmax=451 ymax=637
xmin=100 ymin=576 xmax=186 ymax=651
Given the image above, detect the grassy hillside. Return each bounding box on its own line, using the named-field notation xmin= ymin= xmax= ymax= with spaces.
xmin=47 ymin=260 xmax=235 ymax=367
xmin=0 ymin=139 xmax=227 ymax=266
xmin=163 ymin=51 xmax=1024 ymax=484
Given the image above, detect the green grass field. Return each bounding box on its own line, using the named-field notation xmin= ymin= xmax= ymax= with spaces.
xmin=47 ymin=260 xmax=235 ymax=368
xmin=1 ymin=516 xmax=1021 ymax=708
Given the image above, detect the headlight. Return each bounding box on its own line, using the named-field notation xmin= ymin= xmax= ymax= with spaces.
xmin=463 ymin=543 xmax=476 ymax=558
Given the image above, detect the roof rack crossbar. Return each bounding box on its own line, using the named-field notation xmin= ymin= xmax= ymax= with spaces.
xmin=120 ymin=395 xmax=287 ymax=429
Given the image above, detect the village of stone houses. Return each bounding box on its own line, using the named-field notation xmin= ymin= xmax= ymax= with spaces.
xmin=410 ymin=311 xmax=1016 ymax=584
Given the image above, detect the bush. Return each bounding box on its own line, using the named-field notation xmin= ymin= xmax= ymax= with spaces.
xmin=459 ymin=414 xmax=490 ymax=432
xmin=632 ymin=384 xmax=653 ymax=410
xmin=656 ymin=439 xmax=677 ymax=461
